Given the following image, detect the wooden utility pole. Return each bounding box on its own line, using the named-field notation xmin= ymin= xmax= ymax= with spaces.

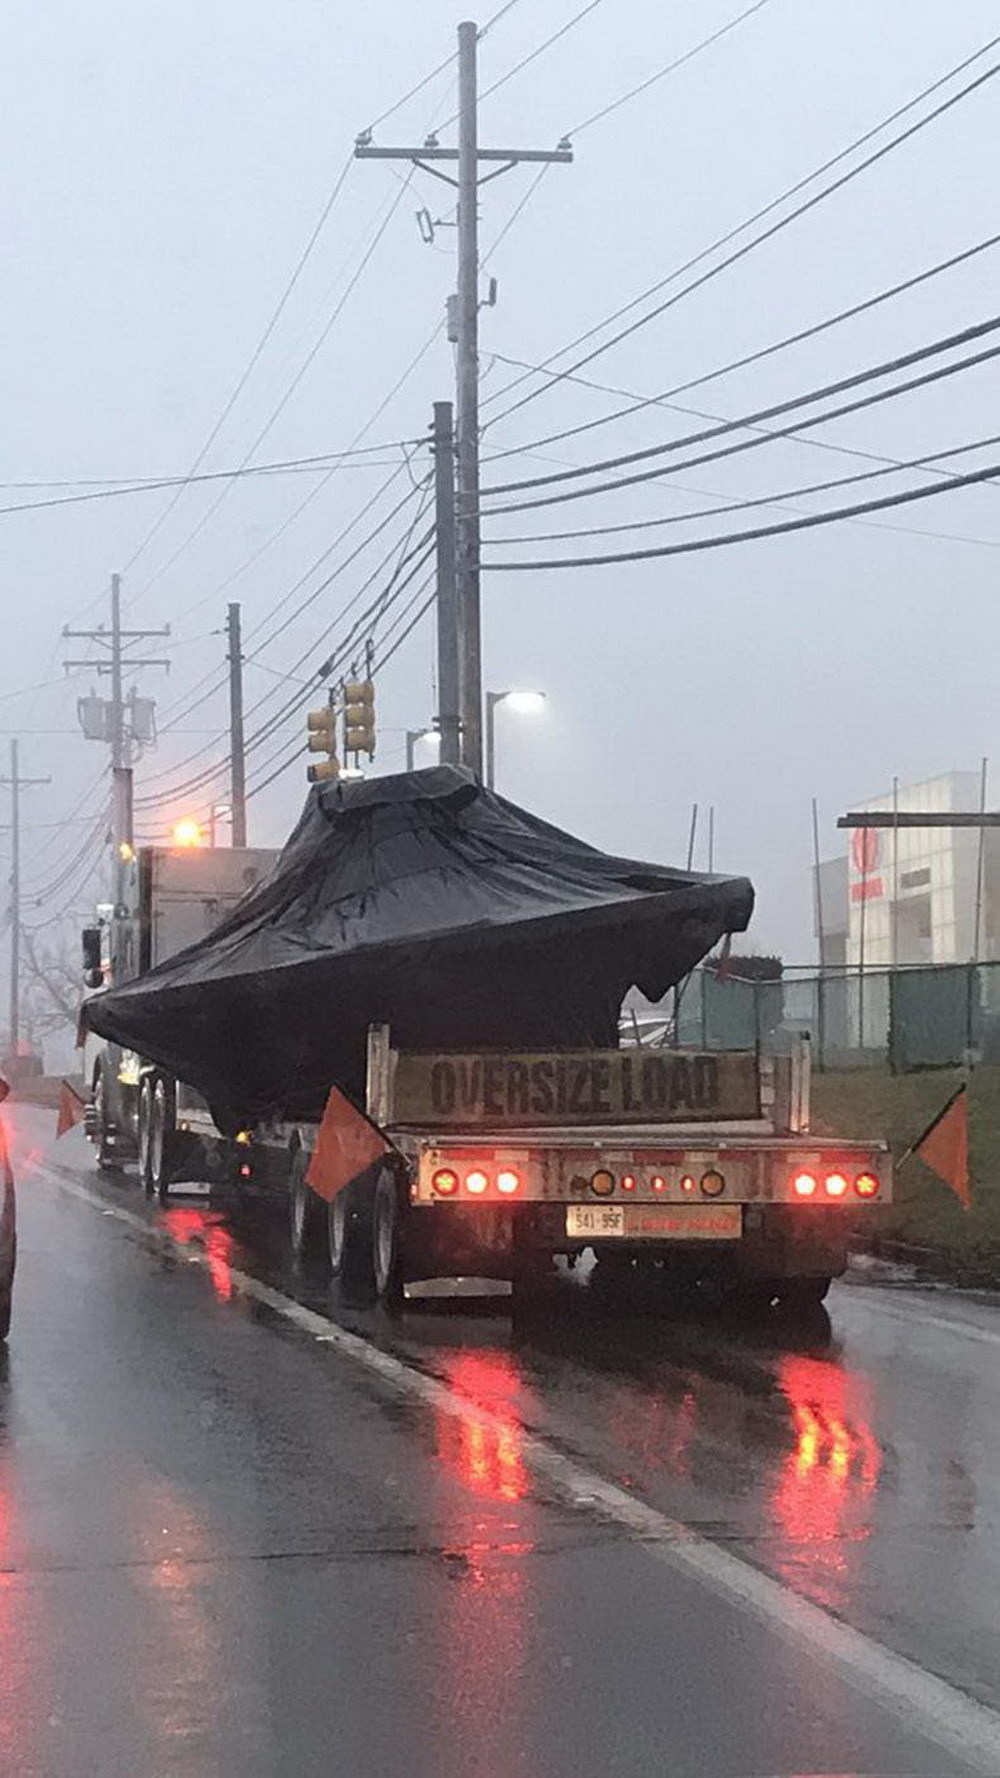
xmin=1 ymin=741 xmax=50 ymax=1057
xmin=432 ymin=402 xmax=461 ymax=765
xmin=355 ymin=21 xmax=572 ymax=777
xmin=63 ymin=574 xmax=169 ymax=900
xmin=227 ymin=602 xmax=247 ymax=846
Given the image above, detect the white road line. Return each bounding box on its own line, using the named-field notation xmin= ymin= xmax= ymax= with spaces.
xmin=38 ymin=1161 xmax=1000 ymax=1775
xmin=841 ymin=1288 xmax=1000 ymax=1349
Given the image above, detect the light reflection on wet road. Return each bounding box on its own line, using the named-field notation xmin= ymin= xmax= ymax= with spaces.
xmin=2 ymin=1106 xmax=998 ymax=1775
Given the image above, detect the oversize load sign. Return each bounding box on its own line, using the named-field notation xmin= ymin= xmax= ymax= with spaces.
xmin=393 ymin=1050 xmax=759 ymax=1127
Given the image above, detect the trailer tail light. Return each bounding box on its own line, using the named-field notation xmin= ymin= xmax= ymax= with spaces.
xmin=465 ymin=1170 xmax=489 ymax=1196
xmin=824 ymin=1172 xmax=848 ymax=1198
xmin=497 ymin=1169 xmax=521 ymax=1195
xmin=651 ymin=1174 xmax=667 ymax=1193
xmin=680 ymin=1174 xmax=696 ymax=1195
xmin=701 ymin=1169 xmax=725 ymax=1197
xmin=793 ymin=1171 xmax=818 ymax=1198
xmin=855 ymin=1172 xmax=880 ymax=1198
xmin=432 ymin=1168 xmax=459 ymax=1197
xmin=591 ymin=1169 xmax=615 ymax=1196
xmin=621 ymin=1173 xmax=636 ymax=1193
xmin=239 ymin=1162 xmax=252 ymax=1179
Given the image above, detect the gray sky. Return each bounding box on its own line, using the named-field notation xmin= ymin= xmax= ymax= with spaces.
xmin=2 ymin=0 xmax=999 ymax=979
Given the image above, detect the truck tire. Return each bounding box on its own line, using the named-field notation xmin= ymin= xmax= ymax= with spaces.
xmin=148 ymin=1076 xmax=178 ymax=1204
xmin=372 ymin=1167 xmax=405 ymax=1308
xmin=91 ymin=1065 xmax=116 ymax=1173
xmin=138 ymin=1077 xmax=155 ymax=1196
xmin=288 ymin=1147 xmax=322 ymax=1261
xmin=328 ymin=1181 xmax=376 ymax=1299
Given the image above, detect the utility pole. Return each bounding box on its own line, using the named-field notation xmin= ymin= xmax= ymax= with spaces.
xmin=227 ymin=602 xmax=247 ymax=846
xmin=64 ymin=573 xmax=170 ymax=902
xmin=432 ymin=402 xmax=461 ymax=765
xmin=355 ymin=21 xmax=572 ymax=777
xmin=1 ymin=741 xmax=50 ymax=1059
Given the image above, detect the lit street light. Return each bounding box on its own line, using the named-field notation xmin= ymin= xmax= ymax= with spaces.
xmin=485 ymin=689 xmax=545 ymax=791
xmin=406 ymin=727 xmax=441 ymax=772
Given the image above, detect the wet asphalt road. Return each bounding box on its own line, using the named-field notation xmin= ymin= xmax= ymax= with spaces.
xmin=3 ymin=1105 xmax=1000 ymax=1777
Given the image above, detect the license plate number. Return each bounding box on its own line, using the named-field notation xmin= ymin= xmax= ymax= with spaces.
xmin=565 ymin=1203 xmax=741 ymax=1241
xmin=565 ymin=1205 xmax=626 ymax=1238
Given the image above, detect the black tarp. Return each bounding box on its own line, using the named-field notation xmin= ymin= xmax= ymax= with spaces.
xmin=84 ymin=767 xmax=754 ymax=1129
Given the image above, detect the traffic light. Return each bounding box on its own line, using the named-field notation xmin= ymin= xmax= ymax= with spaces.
xmin=343 ymin=680 xmax=376 ymax=759
xmin=306 ymin=707 xmax=339 ymax=784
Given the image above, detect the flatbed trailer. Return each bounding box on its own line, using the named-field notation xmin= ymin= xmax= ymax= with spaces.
xmin=131 ymin=1026 xmax=890 ymax=1311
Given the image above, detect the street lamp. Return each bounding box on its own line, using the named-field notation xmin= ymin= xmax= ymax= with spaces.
xmin=485 ymin=690 xmax=546 ymax=791
xmin=406 ymin=727 xmax=441 ymax=772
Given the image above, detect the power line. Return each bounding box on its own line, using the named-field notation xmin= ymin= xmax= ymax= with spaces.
xmin=573 ymin=0 xmax=771 ymax=136
xmin=488 ymin=430 xmax=1000 ymax=543
xmin=135 ymin=171 xmax=416 ymax=603
xmin=482 ymin=36 xmax=1000 ymax=427
xmin=482 ymin=0 xmax=774 ymax=269
xmin=482 ymin=319 xmax=1000 ymax=514
xmin=441 ymin=0 xmax=606 ymax=126
xmin=119 ymin=157 xmax=356 ymax=586
xmin=484 ymin=456 xmax=1000 ymax=571
xmin=0 ymin=442 xmax=419 ymax=520
xmin=485 ymin=231 xmax=1000 ymax=462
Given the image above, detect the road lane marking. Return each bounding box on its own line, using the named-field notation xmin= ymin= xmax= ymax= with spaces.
xmin=839 ymin=1288 xmax=1000 ymax=1349
xmin=36 ymin=1160 xmax=1000 ymax=1774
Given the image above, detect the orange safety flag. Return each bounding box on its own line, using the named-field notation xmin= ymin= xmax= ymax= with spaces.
xmin=908 ymin=1084 xmax=970 ymax=1210
xmin=56 ymin=1079 xmax=87 ymax=1140
xmin=305 ymin=1085 xmax=391 ymax=1202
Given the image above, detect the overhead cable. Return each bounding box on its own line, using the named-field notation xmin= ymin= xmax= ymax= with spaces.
xmin=482 ymin=38 xmax=1000 ymax=426
xmin=484 ymin=457 xmax=1000 ymax=571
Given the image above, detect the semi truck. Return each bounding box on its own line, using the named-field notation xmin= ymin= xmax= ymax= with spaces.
xmin=81 ymin=768 xmax=890 ymax=1310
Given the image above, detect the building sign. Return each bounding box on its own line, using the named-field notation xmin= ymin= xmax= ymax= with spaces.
xmin=850 ymin=877 xmax=885 ymax=903
xmin=850 ymin=824 xmax=884 ymax=901
xmin=851 ymin=828 xmax=880 ymax=874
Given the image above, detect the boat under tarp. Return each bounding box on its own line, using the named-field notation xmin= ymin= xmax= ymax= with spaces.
xmin=83 ymin=766 xmax=754 ymax=1130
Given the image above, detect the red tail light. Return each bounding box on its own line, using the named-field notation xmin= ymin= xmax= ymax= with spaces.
xmin=651 ymin=1174 xmax=667 ymax=1193
xmin=680 ymin=1174 xmax=696 ymax=1195
xmin=621 ymin=1174 xmax=636 ymax=1193
xmin=824 ymin=1172 xmax=848 ymax=1198
xmin=466 ymin=1170 xmax=489 ymax=1196
xmin=432 ymin=1168 xmax=459 ymax=1196
xmin=239 ymin=1162 xmax=251 ymax=1179
xmin=793 ymin=1171 xmax=817 ymax=1198
xmin=497 ymin=1169 xmax=520 ymax=1195
xmin=855 ymin=1172 xmax=880 ymax=1198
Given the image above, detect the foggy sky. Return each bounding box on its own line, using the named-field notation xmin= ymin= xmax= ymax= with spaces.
xmin=2 ymin=0 xmax=998 ymax=980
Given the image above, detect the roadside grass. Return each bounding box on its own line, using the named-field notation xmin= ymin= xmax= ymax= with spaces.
xmin=812 ymin=1066 xmax=1000 ymax=1279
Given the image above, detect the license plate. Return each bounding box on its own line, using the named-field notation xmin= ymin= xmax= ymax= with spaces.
xmin=566 ymin=1203 xmax=741 ymax=1241
xmin=565 ymin=1204 xmax=626 ymax=1238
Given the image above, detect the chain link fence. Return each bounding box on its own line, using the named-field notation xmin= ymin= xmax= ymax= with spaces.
xmin=662 ymin=962 xmax=1000 ymax=1072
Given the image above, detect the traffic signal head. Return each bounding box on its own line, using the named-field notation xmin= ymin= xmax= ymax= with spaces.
xmin=343 ymin=680 xmax=376 ymax=758
xmin=307 ymin=759 xmax=340 ymax=784
xmin=306 ymin=705 xmax=339 ymax=783
xmin=306 ymin=708 xmax=337 ymax=753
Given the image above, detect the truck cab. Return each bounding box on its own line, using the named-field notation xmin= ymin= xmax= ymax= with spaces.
xmin=83 ymin=844 xmax=274 ymax=1168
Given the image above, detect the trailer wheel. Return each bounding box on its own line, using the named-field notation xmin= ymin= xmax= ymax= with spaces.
xmin=91 ymin=1066 xmax=116 ymax=1173
xmin=138 ymin=1077 xmax=155 ymax=1196
xmin=288 ymin=1148 xmax=320 ymax=1260
xmin=328 ymin=1182 xmax=376 ymax=1299
xmin=372 ymin=1167 xmax=405 ymax=1308
xmin=149 ymin=1076 xmax=177 ymax=1204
